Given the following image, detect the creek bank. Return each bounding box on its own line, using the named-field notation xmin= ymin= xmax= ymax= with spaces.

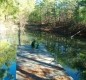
xmin=26 ymin=25 xmax=86 ymax=38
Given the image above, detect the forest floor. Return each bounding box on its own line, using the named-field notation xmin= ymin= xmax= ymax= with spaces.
xmin=16 ymin=44 xmax=73 ymax=80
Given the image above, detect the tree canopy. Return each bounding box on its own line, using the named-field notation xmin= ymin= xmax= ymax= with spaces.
xmin=0 ymin=0 xmax=86 ymax=37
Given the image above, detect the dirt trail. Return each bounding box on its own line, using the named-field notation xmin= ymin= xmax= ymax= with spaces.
xmin=16 ymin=45 xmax=73 ymax=80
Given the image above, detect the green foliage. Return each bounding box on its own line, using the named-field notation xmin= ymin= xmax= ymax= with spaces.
xmin=0 ymin=40 xmax=16 ymax=67
xmin=0 ymin=0 xmax=18 ymax=19
xmin=28 ymin=0 xmax=86 ymax=27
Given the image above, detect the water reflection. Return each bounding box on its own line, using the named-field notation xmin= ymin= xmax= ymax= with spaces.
xmin=0 ymin=62 xmax=16 ymax=80
xmin=0 ymin=41 xmax=16 ymax=80
xmin=26 ymin=31 xmax=86 ymax=80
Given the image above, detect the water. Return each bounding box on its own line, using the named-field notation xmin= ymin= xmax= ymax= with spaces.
xmin=64 ymin=66 xmax=80 ymax=80
xmin=0 ymin=62 xmax=16 ymax=80
xmin=0 ymin=40 xmax=16 ymax=80
xmin=25 ymin=30 xmax=86 ymax=80
xmin=5 ymin=62 xmax=16 ymax=80
xmin=0 ymin=30 xmax=85 ymax=80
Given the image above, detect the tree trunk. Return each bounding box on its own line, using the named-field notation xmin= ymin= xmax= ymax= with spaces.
xmin=18 ymin=24 xmax=21 ymax=45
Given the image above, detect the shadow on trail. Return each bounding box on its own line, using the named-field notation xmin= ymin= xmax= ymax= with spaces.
xmin=17 ymin=45 xmax=66 ymax=80
xmin=17 ymin=66 xmax=48 ymax=80
xmin=17 ymin=54 xmax=64 ymax=70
